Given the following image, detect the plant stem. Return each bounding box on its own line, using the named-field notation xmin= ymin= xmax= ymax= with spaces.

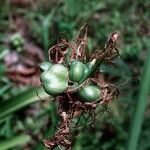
xmin=0 ymin=87 xmax=49 ymax=121
xmin=90 ymin=59 xmax=102 ymax=75
xmin=127 ymin=40 xmax=150 ymax=150
xmin=0 ymin=134 xmax=31 ymax=150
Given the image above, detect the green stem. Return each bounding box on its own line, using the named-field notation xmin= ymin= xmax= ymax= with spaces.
xmin=0 ymin=88 xmax=49 ymax=121
xmin=90 ymin=60 xmax=102 ymax=75
xmin=127 ymin=40 xmax=150 ymax=150
xmin=0 ymin=134 xmax=31 ymax=150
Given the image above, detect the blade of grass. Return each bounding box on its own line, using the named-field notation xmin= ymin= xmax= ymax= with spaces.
xmin=127 ymin=39 xmax=150 ymax=150
xmin=0 ymin=87 xmax=49 ymax=121
xmin=0 ymin=134 xmax=31 ymax=150
xmin=0 ymin=49 xmax=9 ymax=60
xmin=42 ymin=10 xmax=55 ymax=59
xmin=0 ymin=84 xmax=11 ymax=96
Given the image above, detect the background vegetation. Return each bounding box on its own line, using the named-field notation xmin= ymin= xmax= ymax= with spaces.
xmin=0 ymin=0 xmax=150 ymax=149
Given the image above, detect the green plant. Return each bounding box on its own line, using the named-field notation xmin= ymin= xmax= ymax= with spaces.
xmin=0 ymin=0 xmax=149 ymax=149
xmin=127 ymin=39 xmax=150 ymax=150
xmin=40 ymin=25 xmax=120 ymax=149
xmin=0 ymin=88 xmax=49 ymax=121
xmin=0 ymin=134 xmax=31 ymax=150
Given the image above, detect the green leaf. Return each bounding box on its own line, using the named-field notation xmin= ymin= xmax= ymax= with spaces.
xmin=42 ymin=10 xmax=55 ymax=59
xmin=0 ymin=134 xmax=31 ymax=150
xmin=127 ymin=39 xmax=150 ymax=150
xmin=0 ymin=88 xmax=50 ymax=121
xmin=0 ymin=84 xmax=11 ymax=96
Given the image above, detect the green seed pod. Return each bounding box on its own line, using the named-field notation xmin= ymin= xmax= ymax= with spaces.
xmin=69 ymin=61 xmax=85 ymax=83
xmin=77 ymin=85 xmax=101 ymax=102
xmin=79 ymin=64 xmax=91 ymax=84
xmin=79 ymin=59 xmax=100 ymax=84
xmin=39 ymin=62 xmax=53 ymax=72
xmin=42 ymin=74 xmax=68 ymax=96
xmin=50 ymin=64 xmax=69 ymax=80
xmin=40 ymin=64 xmax=68 ymax=96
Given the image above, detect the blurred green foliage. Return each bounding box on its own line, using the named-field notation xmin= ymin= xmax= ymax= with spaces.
xmin=0 ymin=0 xmax=150 ymax=149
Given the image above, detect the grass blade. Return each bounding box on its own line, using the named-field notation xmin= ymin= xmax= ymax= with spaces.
xmin=42 ymin=11 xmax=55 ymax=58
xmin=0 ymin=134 xmax=31 ymax=150
xmin=127 ymin=39 xmax=150 ymax=150
xmin=0 ymin=88 xmax=49 ymax=120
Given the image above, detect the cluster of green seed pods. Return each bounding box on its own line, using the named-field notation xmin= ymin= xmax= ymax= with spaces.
xmin=40 ymin=60 xmax=101 ymax=102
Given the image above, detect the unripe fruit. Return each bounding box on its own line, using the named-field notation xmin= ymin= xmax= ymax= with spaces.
xmin=40 ymin=64 xmax=68 ymax=96
xmin=69 ymin=61 xmax=84 ymax=83
xmin=77 ymin=85 xmax=101 ymax=102
xmin=50 ymin=64 xmax=68 ymax=79
xmin=79 ymin=64 xmax=90 ymax=84
xmin=39 ymin=62 xmax=53 ymax=72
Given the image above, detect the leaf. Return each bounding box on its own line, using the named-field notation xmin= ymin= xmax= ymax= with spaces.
xmin=0 ymin=87 xmax=50 ymax=121
xmin=0 ymin=134 xmax=31 ymax=150
xmin=42 ymin=10 xmax=55 ymax=59
xmin=127 ymin=39 xmax=150 ymax=150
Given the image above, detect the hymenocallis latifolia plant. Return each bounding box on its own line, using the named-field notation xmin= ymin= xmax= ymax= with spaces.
xmin=39 ymin=24 xmax=120 ymax=149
